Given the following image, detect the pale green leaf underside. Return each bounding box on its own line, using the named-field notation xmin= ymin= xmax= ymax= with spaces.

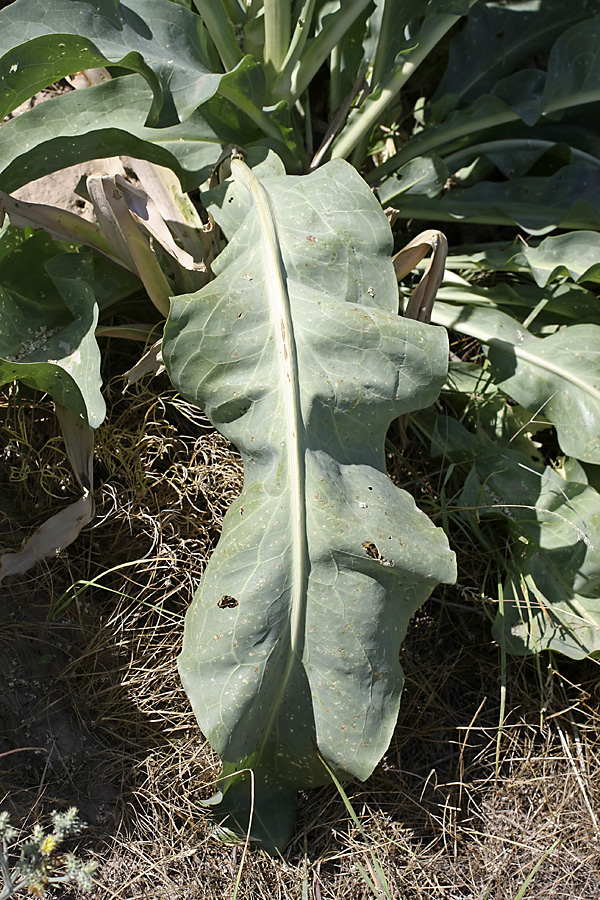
xmin=431 ymin=303 xmax=600 ymax=465
xmin=514 ymin=231 xmax=600 ymax=287
xmin=433 ymin=417 xmax=600 ymax=659
xmin=163 ymin=158 xmax=455 ymax=850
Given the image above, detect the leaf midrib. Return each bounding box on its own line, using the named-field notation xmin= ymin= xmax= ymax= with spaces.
xmin=231 ymin=158 xmax=308 ymax=760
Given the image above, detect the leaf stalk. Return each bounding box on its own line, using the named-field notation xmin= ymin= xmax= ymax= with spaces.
xmin=192 ymin=0 xmax=243 ymax=71
xmin=263 ymin=0 xmax=291 ymax=85
xmin=332 ymin=8 xmax=477 ymax=162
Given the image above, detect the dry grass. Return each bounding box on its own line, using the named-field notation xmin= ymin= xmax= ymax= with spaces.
xmin=1 ymin=375 xmax=599 ymax=900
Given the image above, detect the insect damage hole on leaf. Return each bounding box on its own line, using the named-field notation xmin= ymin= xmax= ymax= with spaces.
xmin=362 ymin=541 xmax=394 ymax=567
xmin=218 ymin=595 xmax=239 ymax=609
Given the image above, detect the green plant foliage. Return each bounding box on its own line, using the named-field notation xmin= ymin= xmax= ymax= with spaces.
xmin=2 ymin=0 xmax=600 ymax=856
xmin=0 ymin=234 xmax=104 ymax=427
xmin=431 ymin=302 xmax=600 ymax=465
xmin=433 ymin=0 xmax=598 ymax=104
xmin=0 ymin=0 xmax=225 ymax=124
xmin=432 ymin=416 xmax=600 ymax=659
xmin=0 ymin=807 xmax=97 ymax=898
xmin=513 ymin=232 xmax=600 ymax=287
xmin=372 ymin=6 xmax=600 ymax=227
xmin=382 ymin=163 xmax=600 ymax=234
xmin=0 ymin=75 xmax=221 ymax=193
xmin=162 ymin=157 xmax=455 ymax=850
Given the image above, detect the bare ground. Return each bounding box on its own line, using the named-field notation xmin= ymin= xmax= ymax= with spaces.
xmin=1 ymin=367 xmax=599 ymax=900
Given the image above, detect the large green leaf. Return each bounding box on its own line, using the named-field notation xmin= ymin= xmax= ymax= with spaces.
xmin=432 ymin=416 xmax=600 ymax=659
xmin=0 ymin=0 xmax=223 ymax=125
xmin=0 ymin=75 xmax=220 ymax=194
xmin=379 ymin=163 xmax=600 ymax=234
xmin=162 ymin=157 xmax=455 ymax=851
xmin=436 ymin=279 xmax=600 ymax=330
xmin=372 ymin=13 xmax=600 ymax=186
xmin=0 ymin=232 xmax=107 ymax=579
xmin=433 ymin=0 xmax=600 ymax=106
xmin=377 ymin=155 xmax=448 ymax=205
xmin=0 ymin=234 xmax=104 ymax=427
xmin=431 ymin=303 xmax=600 ymax=465
xmin=497 ymin=465 xmax=600 ymax=659
xmin=0 ymin=64 xmax=295 ymax=194
xmin=513 ymin=231 xmax=600 ymax=287
xmin=540 ymin=11 xmax=600 ymax=119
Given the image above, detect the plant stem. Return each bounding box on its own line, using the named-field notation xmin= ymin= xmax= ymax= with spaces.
xmin=230 ymin=156 xmax=309 ymax=771
xmin=263 ymin=0 xmax=291 ymax=83
xmin=310 ymin=64 xmax=367 ymax=170
xmin=331 ymin=9 xmax=475 ymax=161
xmin=329 ymin=43 xmax=342 ymax=113
xmin=221 ymin=0 xmax=245 ymax=26
xmin=303 ymin=92 xmax=313 ymax=159
xmin=217 ymin=82 xmax=284 ymax=144
xmin=271 ymin=0 xmax=318 ymax=101
xmin=192 ymin=0 xmax=243 ymax=71
xmin=95 ymin=324 xmax=156 ymax=341
xmin=494 ymin=578 xmax=507 ymax=783
xmin=347 ymin=0 xmax=390 ymax=167
xmin=368 ymin=0 xmax=392 ymax=90
xmin=369 ymin=66 xmax=600 ymax=185
xmin=289 ymin=0 xmax=371 ymax=104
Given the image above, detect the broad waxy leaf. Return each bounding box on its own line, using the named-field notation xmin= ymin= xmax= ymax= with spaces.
xmin=437 ymin=279 xmax=600 ymax=330
xmin=0 ymin=235 xmax=104 ymax=427
xmin=434 ymin=0 xmax=600 ymax=106
xmin=0 ymin=64 xmax=295 ymax=195
xmin=0 ymin=75 xmax=221 ymax=194
xmin=513 ymin=231 xmax=600 ymax=287
xmin=163 ymin=158 xmax=455 ymax=850
xmin=0 ymin=234 xmax=105 ymax=579
xmin=0 ymin=0 xmax=223 ymax=125
xmin=377 ymin=155 xmax=448 ymax=205
xmin=540 ymin=12 xmax=600 ymax=119
xmin=380 ymin=163 xmax=600 ymax=234
xmin=431 ymin=302 xmax=600 ymax=465
xmin=433 ymin=416 xmax=600 ymax=659
xmin=373 ymin=13 xmax=600 ymax=188
xmin=443 ymin=137 xmax=594 ymax=181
